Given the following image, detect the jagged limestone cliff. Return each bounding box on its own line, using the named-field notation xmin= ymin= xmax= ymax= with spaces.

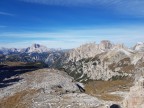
xmin=60 ymin=41 xmax=140 ymax=82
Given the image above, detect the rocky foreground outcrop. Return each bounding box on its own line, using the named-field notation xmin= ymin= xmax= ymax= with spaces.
xmin=122 ymin=77 xmax=144 ymax=108
xmin=1 ymin=68 xmax=144 ymax=108
xmin=0 ymin=69 xmax=103 ymax=108
xmin=122 ymin=67 xmax=144 ymax=108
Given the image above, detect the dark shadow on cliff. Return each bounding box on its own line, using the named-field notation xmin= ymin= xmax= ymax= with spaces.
xmin=76 ymin=83 xmax=85 ymax=92
xmin=110 ymin=104 xmax=121 ymax=108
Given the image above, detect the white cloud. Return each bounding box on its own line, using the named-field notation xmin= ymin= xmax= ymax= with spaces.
xmin=19 ymin=0 xmax=144 ymax=17
xmin=20 ymin=0 xmax=121 ymax=6
xmin=0 ymin=26 xmax=144 ymax=48
xmin=0 ymin=25 xmax=7 ymax=28
xmin=0 ymin=11 xmax=14 ymax=16
xmin=0 ymin=40 xmax=85 ymax=49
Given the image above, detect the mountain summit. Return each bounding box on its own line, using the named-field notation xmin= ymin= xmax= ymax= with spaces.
xmin=99 ymin=40 xmax=113 ymax=51
xmin=25 ymin=43 xmax=49 ymax=53
xmin=133 ymin=42 xmax=144 ymax=52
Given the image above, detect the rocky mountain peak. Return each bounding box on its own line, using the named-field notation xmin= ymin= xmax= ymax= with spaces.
xmin=133 ymin=42 xmax=144 ymax=52
xmin=68 ymin=42 xmax=100 ymax=61
xmin=123 ymin=76 xmax=144 ymax=108
xmin=99 ymin=40 xmax=113 ymax=50
xmin=26 ymin=43 xmax=49 ymax=53
xmin=136 ymin=41 xmax=143 ymax=45
xmin=32 ymin=43 xmax=41 ymax=48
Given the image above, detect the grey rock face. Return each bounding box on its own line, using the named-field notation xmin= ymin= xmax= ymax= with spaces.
xmin=123 ymin=77 xmax=144 ymax=108
xmin=68 ymin=40 xmax=113 ymax=62
xmin=99 ymin=40 xmax=113 ymax=51
xmin=32 ymin=93 xmax=102 ymax=108
xmin=0 ymin=69 xmax=103 ymax=108
xmin=25 ymin=44 xmax=50 ymax=53
xmin=62 ymin=46 xmax=135 ymax=82
xmin=133 ymin=42 xmax=144 ymax=52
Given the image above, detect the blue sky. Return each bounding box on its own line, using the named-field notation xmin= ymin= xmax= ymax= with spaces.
xmin=0 ymin=0 xmax=144 ymax=48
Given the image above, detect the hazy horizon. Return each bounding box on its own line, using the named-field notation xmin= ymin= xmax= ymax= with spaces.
xmin=0 ymin=40 xmax=142 ymax=49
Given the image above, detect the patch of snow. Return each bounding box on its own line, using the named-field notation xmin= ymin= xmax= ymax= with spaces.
xmin=118 ymin=49 xmax=132 ymax=56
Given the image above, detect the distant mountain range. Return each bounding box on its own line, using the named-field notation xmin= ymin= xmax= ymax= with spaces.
xmin=0 ymin=41 xmax=144 ymax=82
xmin=0 ymin=41 xmax=144 ymax=55
xmin=0 ymin=43 xmax=62 ymax=55
xmin=0 ymin=43 xmax=64 ymax=65
xmin=56 ymin=40 xmax=144 ymax=82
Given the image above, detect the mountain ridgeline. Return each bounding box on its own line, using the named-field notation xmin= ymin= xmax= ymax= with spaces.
xmin=0 ymin=41 xmax=144 ymax=82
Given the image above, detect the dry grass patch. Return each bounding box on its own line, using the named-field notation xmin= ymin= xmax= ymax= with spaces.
xmin=108 ymin=63 xmax=116 ymax=71
xmin=4 ymin=62 xmax=26 ymax=66
xmin=24 ymin=69 xmax=50 ymax=84
xmin=108 ymin=57 xmax=135 ymax=73
xmin=137 ymin=62 xmax=144 ymax=68
xmin=85 ymin=78 xmax=133 ymax=101
xmin=100 ymin=94 xmax=123 ymax=101
xmin=0 ymin=89 xmax=38 ymax=108
xmin=120 ymin=65 xmax=135 ymax=73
